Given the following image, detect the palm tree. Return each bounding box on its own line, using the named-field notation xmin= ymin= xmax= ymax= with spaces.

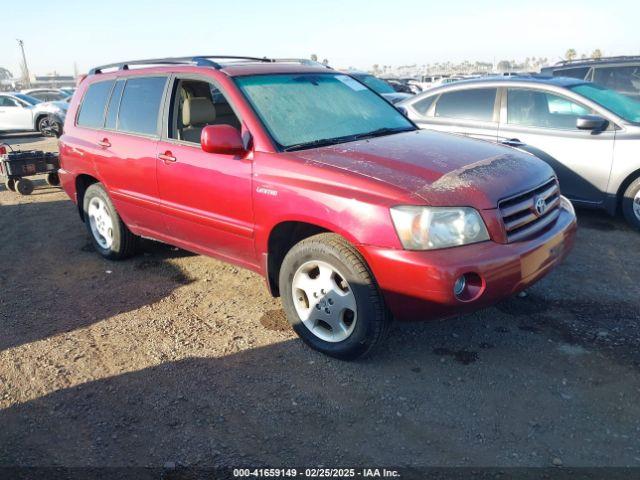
xmin=565 ymin=49 xmax=577 ymax=61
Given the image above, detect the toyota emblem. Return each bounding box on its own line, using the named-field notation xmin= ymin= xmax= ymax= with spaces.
xmin=534 ymin=197 xmax=547 ymax=216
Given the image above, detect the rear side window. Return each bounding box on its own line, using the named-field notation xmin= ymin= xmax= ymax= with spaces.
xmin=117 ymin=77 xmax=167 ymax=136
xmin=435 ymin=88 xmax=497 ymax=121
xmin=104 ymin=80 xmax=125 ymax=130
xmin=77 ymin=80 xmax=115 ymax=128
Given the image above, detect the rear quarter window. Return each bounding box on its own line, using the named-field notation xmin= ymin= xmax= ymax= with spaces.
xmin=77 ymin=80 xmax=115 ymax=128
xmin=117 ymin=77 xmax=167 ymax=136
xmin=435 ymin=88 xmax=497 ymax=122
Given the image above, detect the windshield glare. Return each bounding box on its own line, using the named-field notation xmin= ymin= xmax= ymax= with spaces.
xmin=353 ymin=74 xmax=396 ymax=94
xmin=235 ymin=73 xmax=414 ymax=150
xmin=570 ymin=83 xmax=640 ymax=124
xmin=13 ymin=93 xmax=42 ymax=105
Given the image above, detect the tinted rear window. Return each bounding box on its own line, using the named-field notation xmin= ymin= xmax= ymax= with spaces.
xmin=117 ymin=77 xmax=166 ymax=135
xmin=553 ymin=67 xmax=590 ymax=79
xmin=435 ymin=88 xmax=497 ymax=121
xmin=77 ymin=80 xmax=114 ymax=128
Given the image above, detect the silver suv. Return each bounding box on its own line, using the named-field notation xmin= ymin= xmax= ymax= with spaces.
xmin=399 ymin=76 xmax=640 ymax=229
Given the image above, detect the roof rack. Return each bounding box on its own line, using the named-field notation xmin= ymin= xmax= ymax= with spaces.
xmin=552 ymin=55 xmax=640 ymax=66
xmin=88 ymin=56 xmax=330 ymax=75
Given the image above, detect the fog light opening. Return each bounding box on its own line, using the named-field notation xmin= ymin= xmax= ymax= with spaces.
xmin=454 ymin=272 xmax=484 ymax=302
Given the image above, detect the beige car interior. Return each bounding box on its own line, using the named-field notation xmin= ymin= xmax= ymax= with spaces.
xmin=171 ymin=79 xmax=241 ymax=143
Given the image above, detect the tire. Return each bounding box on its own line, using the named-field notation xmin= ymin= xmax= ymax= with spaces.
xmin=37 ymin=115 xmax=63 ymax=137
xmin=5 ymin=178 xmax=16 ymax=192
xmin=279 ymin=233 xmax=391 ymax=360
xmin=15 ymin=178 xmax=34 ymax=195
xmin=622 ymin=177 xmax=640 ymax=230
xmin=46 ymin=172 xmax=60 ymax=186
xmin=82 ymin=183 xmax=138 ymax=260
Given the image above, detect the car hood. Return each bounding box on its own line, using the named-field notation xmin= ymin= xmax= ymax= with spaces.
xmin=35 ymin=100 xmax=69 ymax=114
xmin=291 ymin=129 xmax=555 ymax=209
xmin=381 ymin=92 xmax=413 ymax=104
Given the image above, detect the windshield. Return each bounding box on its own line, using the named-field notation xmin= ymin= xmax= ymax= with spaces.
xmin=235 ymin=73 xmax=414 ymax=151
xmin=352 ymin=74 xmax=396 ymax=94
xmin=13 ymin=93 xmax=42 ymax=105
xmin=570 ymin=83 xmax=640 ymax=124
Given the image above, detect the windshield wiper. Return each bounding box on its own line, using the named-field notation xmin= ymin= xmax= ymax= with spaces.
xmin=283 ymin=135 xmax=360 ymax=152
xmin=283 ymin=127 xmax=415 ymax=152
xmin=350 ymin=126 xmax=415 ymax=140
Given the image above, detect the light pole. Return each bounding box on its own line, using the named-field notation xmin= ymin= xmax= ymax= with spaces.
xmin=17 ymin=39 xmax=31 ymax=88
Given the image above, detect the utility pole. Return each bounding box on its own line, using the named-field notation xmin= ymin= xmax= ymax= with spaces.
xmin=17 ymin=39 xmax=31 ymax=88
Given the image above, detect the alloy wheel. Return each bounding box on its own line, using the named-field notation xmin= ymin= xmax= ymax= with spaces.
xmin=291 ymin=260 xmax=357 ymax=343
xmin=88 ymin=197 xmax=114 ymax=249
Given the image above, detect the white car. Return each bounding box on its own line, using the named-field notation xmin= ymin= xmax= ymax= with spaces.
xmin=0 ymin=92 xmax=68 ymax=136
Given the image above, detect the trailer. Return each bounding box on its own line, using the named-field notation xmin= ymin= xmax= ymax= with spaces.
xmin=0 ymin=145 xmax=60 ymax=195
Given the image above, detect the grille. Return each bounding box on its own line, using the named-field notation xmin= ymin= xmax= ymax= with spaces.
xmin=499 ymin=178 xmax=561 ymax=242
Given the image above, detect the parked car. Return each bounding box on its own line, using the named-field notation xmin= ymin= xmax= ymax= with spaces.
xmin=0 ymin=92 xmax=68 ymax=136
xmin=21 ymin=88 xmax=71 ymax=102
xmin=399 ymin=76 xmax=640 ymax=229
xmin=541 ymin=56 xmax=640 ymax=100
xmin=383 ymin=78 xmax=417 ymax=94
xmin=59 ymin=87 xmax=76 ymax=97
xmin=346 ymin=72 xmax=413 ymax=104
xmin=59 ymin=56 xmax=576 ymax=359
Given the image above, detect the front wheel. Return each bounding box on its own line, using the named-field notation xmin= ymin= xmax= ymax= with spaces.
xmin=279 ymin=233 xmax=391 ymax=360
xmin=5 ymin=178 xmax=16 ymax=192
xmin=83 ymin=183 xmax=138 ymax=259
xmin=622 ymin=177 xmax=640 ymax=231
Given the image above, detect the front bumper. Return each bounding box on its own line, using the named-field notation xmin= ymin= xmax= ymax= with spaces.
xmin=358 ymin=203 xmax=577 ymax=321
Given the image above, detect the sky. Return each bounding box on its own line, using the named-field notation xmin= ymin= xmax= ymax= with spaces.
xmin=1 ymin=0 xmax=639 ymax=76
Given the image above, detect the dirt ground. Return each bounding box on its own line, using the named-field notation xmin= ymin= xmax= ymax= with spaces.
xmin=1 ymin=133 xmax=639 ymax=469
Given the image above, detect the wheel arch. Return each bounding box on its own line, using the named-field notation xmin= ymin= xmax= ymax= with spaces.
xmin=616 ymin=168 xmax=640 ymax=209
xmin=75 ymin=174 xmax=100 ymax=221
xmin=34 ymin=113 xmax=48 ymax=131
xmin=265 ymin=221 xmax=333 ymax=297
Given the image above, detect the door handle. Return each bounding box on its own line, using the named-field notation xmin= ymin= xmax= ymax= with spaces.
xmin=97 ymin=138 xmax=111 ymax=147
xmin=157 ymin=151 xmax=177 ymax=163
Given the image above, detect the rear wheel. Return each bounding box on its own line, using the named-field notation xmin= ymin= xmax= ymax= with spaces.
xmin=83 ymin=183 xmax=138 ymax=259
xmin=15 ymin=178 xmax=34 ymax=195
xmin=5 ymin=178 xmax=16 ymax=192
xmin=279 ymin=233 xmax=391 ymax=360
xmin=622 ymin=177 xmax=640 ymax=231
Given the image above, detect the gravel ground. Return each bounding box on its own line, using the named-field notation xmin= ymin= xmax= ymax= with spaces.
xmin=1 ymin=134 xmax=639 ymax=469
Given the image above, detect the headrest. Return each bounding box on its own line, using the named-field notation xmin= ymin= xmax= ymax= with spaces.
xmin=182 ymin=97 xmax=216 ymax=126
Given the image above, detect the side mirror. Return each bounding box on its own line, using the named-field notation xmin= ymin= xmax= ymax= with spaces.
xmin=396 ymin=105 xmax=409 ymax=117
xmin=576 ymin=115 xmax=608 ymax=131
xmin=201 ymin=125 xmax=245 ymax=155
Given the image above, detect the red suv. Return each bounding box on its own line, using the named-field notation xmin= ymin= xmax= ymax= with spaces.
xmin=59 ymin=56 xmax=577 ymax=359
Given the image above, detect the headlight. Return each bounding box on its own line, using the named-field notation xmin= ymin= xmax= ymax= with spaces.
xmin=560 ymin=195 xmax=575 ymax=215
xmin=390 ymin=206 xmax=490 ymax=250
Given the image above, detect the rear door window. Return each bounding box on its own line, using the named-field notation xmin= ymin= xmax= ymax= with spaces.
xmin=77 ymin=80 xmax=115 ymax=128
xmin=434 ymin=88 xmax=497 ymax=121
xmin=117 ymin=77 xmax=167 ymax=136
